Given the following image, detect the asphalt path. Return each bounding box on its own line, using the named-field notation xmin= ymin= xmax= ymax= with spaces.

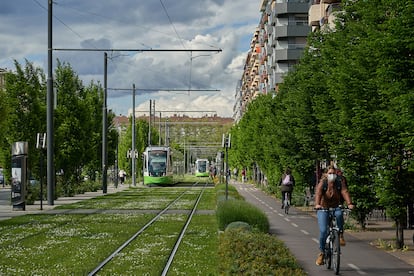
xmin=0 ymin=188 xmax=10 ymax=204
xmin=232 ymin=182 xmax=414 ymax=276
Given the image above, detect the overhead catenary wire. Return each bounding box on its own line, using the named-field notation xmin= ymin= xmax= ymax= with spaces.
xmin=54 ymin=1 xmax=220 ymax=50
xmin=35 ymin=0 xmax=223 ymax=100
xmin=31 ymin=0 xmax=100 ymax=50
xmin=159 ymin=0 xmax=188 ymax=53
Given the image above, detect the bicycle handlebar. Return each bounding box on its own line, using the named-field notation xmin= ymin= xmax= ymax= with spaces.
xmin=314 ymin=205 xmax=351 ymax=211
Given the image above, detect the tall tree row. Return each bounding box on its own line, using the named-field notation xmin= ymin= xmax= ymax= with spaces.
xmin=0 ymin=60 xmax=117 ymax=197
xmin=230 ymin=0 xmax=414 ymax=247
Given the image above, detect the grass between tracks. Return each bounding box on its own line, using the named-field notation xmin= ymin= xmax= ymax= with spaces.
xmin=0 ymin=181 xmax=304 ymax=275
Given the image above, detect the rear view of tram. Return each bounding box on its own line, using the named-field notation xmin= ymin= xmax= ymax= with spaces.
xmin=143 ymin=146 xmax=173 ymax=185
xmin=195 ymin=158 xmax=209 ymax=177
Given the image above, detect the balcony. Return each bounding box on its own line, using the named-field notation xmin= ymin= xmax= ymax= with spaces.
xmin=274 ymin=47 xmax=305 ymax=62
xmin=309 ymin=4 xmax=321 ymax=26
xmin=273 ymin=2 xmax=310 ymax=16
xmin=273 ymin=25 xmax=311 ymax=38
xmin=321 ymin=0 xmax=340 ymax=3
xmin=327 ymin=3 xmax=341 ymax=16
xmin=266 ymin=24 xmax=273 ymax=35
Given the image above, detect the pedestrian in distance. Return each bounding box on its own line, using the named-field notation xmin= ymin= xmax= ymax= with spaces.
xmin=314 ymin=165 xmax=355 ymax=266
xmin=279 ymin=167 xmax=295 ymax=209
xmin=118 ymin=169 xmax=126 ymax=185
xmin=241 ymin=168 xmax=246 ymax=183
xmin=233 ymin=168 xmax=238 ymax=180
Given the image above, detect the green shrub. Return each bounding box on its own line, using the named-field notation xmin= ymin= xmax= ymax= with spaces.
xmin=215 ymin=184 xmax=244 ymax=202
xmin=225 ymin=221 xmax=252 ymax=232
xmin=216 ymin=199 xmax=269 ymax=233
xmin=218 ymin=229 xmax=305 ymax=275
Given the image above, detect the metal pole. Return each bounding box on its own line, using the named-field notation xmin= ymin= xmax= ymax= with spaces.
xmin=40 ymin=149 xmax=43 ymax=210
xmin=164 ymin=119 xmax=168 ymax=146
xmin=102 ymin=53 xmax=108 ymax=193
xmin=132 ymin=84 xmax=136 ymax=186
xmin=47 ymin=0 xmax=55 ymax=205
xmin=159 ymin=112 xmax=161 ymax=146
xmin=115 ymin=137 xmax=118 ymax=188
xmin=148 ymin=100 xmax=152 ymax=146
xmin=225 ymin=139 xmax=229 ymax=200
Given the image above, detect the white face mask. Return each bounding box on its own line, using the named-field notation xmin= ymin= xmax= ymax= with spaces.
xmin=328 ymin=173 xmax=337 ymax=182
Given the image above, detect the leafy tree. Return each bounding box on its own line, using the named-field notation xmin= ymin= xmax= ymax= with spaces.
xmin=230 ymin=0 xmax=414 ymax=247
xmin=54 ymin=61 xmax=111 ymax=195
xmin=332 ymin=0 xmax=414 ymax=247
xmin=0 ymin=60 xmax=46 ymax=184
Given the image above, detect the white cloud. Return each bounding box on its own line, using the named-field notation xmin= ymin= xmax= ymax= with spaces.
xmin=0 ymin=0 xmax=261 ymax=118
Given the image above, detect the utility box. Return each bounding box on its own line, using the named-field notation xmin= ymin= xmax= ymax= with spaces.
xmin=11 ymin=142 xmax=28 ymax=211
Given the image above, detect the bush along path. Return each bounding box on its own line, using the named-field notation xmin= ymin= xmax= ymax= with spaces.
xmin=215 ymin=184 xmax=306 ymax=275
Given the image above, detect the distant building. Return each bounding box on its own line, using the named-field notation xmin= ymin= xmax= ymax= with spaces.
xmin=113 ymin=114 xmax=233 ymax=158
xmin=0 ymin=68 xmax=7 ymax=91
xmin=234 ymin=0 xmax=311 ymax=122
xmin=112 ymin=115 xmax=129 ymax=136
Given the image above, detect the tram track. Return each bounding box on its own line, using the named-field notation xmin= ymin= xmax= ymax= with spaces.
xmin=88 ymin=182 xmax=209 ymax=275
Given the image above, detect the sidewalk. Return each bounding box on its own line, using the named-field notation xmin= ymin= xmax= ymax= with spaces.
xmin=348 ymin=220 xmax=414 ymax=266
xmin=0 ymin=184 xmax=130 ymax=221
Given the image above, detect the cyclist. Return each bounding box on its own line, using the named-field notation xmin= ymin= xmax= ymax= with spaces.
xmin=279 ymin=167 xmax=295 ymax=209
xmin=314 ymin=165 xmax=355 ymax=266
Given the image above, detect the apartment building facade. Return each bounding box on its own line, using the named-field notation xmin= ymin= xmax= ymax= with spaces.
xmin=233 ymin=0 xmax=311 ymax=121
xmin=309 ymin=0 xmax=341 ymax=32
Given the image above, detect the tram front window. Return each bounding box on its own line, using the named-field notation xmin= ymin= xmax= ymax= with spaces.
xmin=149 ymin=151 xmax=167 ymax=176
xmin=199 ymin=162 xmax=207 ymax=172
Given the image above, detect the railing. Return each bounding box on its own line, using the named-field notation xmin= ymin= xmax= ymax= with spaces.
xmin=366 ymin=208 xmax=391 ymax=222
xmin=276 ymin=0 xmax=309 ymax=3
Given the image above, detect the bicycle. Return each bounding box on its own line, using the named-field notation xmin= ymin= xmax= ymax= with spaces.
xmin=283 ymin=191 xmax=290 ymax=214
xmin=316 ymin=206 xmax=348 ymax=275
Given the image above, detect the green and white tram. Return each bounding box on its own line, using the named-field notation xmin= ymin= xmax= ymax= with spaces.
xmin=195 ymin=158 xmax=209 ymax=177
xmin=143 ymin=146 xmax=174 ymax=185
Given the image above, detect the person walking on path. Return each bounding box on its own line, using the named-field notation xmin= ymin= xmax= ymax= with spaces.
xmin=118 ymin=169 xmax=126 ymax=185
xmin=314 ymin=165 xmax=355 ymax=266
xmin=279 ymin=167 xmax=295 ymax=209
xmin=241 ymin=168 xmax=246 ymax=183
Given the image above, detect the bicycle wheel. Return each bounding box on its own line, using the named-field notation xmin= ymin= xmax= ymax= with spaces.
xmin=284 ymin=201 xmax=289 ymax=214
xmin=324 ymin=237 xmax=332 ymax=269
xmin=332 ymin=230 xmax=341 ymax=274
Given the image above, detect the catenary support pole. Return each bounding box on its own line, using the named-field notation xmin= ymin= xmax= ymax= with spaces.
xmin=47 ymin=0 xmax=55 ymax=205
xmin=132 ymin=84 xmax=136 ymax=186
xmin=102 ymin=53 xmax=108 ymax=193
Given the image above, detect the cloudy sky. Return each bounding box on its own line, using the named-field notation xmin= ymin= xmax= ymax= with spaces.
xmin=0 ymin=0 xmax=261 ymax=118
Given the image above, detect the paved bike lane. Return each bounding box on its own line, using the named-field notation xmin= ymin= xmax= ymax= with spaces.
xmin=232 ymin=181 xmax=414 ymax=276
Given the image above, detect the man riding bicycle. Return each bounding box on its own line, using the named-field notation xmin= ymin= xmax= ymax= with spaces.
xmin=314 ymin=165 xmax=355 ymax=266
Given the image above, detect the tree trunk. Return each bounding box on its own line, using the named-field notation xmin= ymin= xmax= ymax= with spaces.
xmin=395 ymin=219 xmax=404 ymax=249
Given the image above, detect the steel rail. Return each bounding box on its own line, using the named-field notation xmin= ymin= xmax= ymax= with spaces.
xmin=88 ymin=182 xmax=205 ymax=275
xmin=88 ymin=186 xmax=191 ymax=275
xmin=161 ymin=182 xmax=207 ymax=275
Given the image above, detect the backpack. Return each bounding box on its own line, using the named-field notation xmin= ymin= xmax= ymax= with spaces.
xmin=282 ymin=174 xmax=293 ymax=185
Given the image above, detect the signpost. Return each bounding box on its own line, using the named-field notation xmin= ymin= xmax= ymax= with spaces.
xmin=11 ymin=142 xmax=28 ymax=211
